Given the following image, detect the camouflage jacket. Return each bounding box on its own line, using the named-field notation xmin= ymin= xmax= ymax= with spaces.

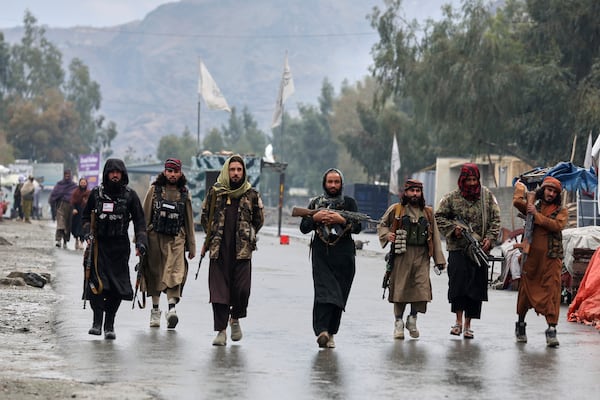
xmin=201 ymin=188 xmax=264 ymax=260
xmin=435 ymin=186 xmax=501 ymax=252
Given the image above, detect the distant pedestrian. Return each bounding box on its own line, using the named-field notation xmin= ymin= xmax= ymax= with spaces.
xmin=33 ymin=180 xmax=43 ymax=219
xmin=201 ymin=155 xmax=264 ymax=346
xmin=142 ymin=158 xmax=196 ymax=329
xmin=49 ymin=169 xmax=77 ymax=248
xmin=13 ymin=176 xmax=24 ymax=221
xmin=299 ymin=168 xmax=362 ymax=348
xmin=70 ymin=178 xmax=90 ymax=250
xmin=377 ymin=178 xmax=446 ymax=340
xmin=19 ymin=176 xmax=36 ymax=223
xmin=82 ymin=158 xmax=147 ymax=340
xmin=435 ymin=163 xmax=501 ymax=339
xmin=512 ymin=176 xmax=568 ymax=347
xmin=0 ymin=188 xmax=7 ymax=221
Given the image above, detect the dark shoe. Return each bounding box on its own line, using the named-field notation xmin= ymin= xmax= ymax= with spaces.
xmin=515 ymin=322 xmax=527 ymax=343
xmin=88 ymin=325 xmax=102 ymax=335
xmin=545 ymin=327 xmax=559 ymax=347
xmin=317 ymin=331 xmax=330 ymax=348
xmin=89 ymin=310 xmax=103 ymax=335
xmin=104 ymin=312 xmax=115 ymax=339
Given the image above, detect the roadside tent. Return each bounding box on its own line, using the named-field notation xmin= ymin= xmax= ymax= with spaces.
xmin=568 ymin=247 xmax=600 ymax=330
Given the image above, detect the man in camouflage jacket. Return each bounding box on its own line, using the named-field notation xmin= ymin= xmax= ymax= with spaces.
xmin=435 ymin=163 xmax=500 ymax=340
xmin=201 ymin=155 xmax=264 ymax=346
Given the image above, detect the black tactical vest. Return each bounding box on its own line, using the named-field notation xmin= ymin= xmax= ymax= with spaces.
xmin=151 ymin=185 xmax=186 ymax=236
xmin=94 ymin=186 xmax=131 ymax=238
xmin=401 ymin=214 xmax=429 ymax=246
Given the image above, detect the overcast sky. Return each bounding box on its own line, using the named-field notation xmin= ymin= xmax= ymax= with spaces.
xmin=0 ymin=0 xmax=175 ymax=28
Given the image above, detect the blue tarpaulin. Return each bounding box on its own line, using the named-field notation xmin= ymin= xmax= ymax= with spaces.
xmin=546 ymin=162 xmax=597 ymax=194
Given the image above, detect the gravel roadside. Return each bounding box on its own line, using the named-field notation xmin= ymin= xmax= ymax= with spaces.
xmin=0 ymin=219 xmax=156 ymax=399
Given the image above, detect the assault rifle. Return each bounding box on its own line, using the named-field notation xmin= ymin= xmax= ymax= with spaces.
xmin=83 ymin=212 xmax=102 ymax=308
xmin=291 ymin=207 xmax=379 ymax=225
xmin=132 ymin=252 xmax=146 ymax=309
xmin=513 ymin=191 xmax=536 ymax=268
xmin=454 ymin=217 xmax=490 ymax=268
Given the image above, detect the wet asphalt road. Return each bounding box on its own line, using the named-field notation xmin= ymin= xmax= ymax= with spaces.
xmin=52 ymin=226 xmax=600 ymax=399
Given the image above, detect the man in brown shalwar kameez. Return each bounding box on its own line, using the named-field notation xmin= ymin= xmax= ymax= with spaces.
xmin=377 ymin=179 xmax=446 ymax=340
xmin=142 ymin=158 xmax=196 ymax=329
xmin=513 ymin=176 xmax=568 ymax=347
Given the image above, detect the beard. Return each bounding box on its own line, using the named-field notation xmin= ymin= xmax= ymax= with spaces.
xmin=104 ymin=179 xmax=122 ymax=195
xmin=230 ymin=179 xmax=243 ymax=190
xmin=326 ymin=187 xmax=340 ymax=197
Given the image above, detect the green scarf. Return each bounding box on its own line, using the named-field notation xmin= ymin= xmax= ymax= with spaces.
xmin=213 ymin=155 xmax=252 ymax=199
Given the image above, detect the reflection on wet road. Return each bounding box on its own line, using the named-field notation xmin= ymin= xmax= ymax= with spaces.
xmin=53 ymin=230 xmax=600 ymax=399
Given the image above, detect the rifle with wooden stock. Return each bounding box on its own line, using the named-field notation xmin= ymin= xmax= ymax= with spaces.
xmin=132 ymin=251 xmax=146 ymax=309
xmin=291 ymin=206 xmax=379 ymax=224
xmin=83 ymin=211 xmax=102 ymax=309
xmin=513 ymin=191 xmax=536 ymax=268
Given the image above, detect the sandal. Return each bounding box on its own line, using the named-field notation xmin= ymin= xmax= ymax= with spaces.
xmin=450 ymin=324 xmax=463 ymax=336
xmin=463 ymin=329 xmax=474 ymax=339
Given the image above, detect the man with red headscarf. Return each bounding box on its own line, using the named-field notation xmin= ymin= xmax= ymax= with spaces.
xmin=512 ymin=176 xmax=567 ymax=347
xmin=435 ymin=163 xmax=501 ymax=339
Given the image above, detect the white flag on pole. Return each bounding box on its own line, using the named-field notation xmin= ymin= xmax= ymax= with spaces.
xmin=271 ymin=53 xmax=295 ymax=128
xmin=584 ymin=132 xmax=593 ymax=169
xmin=389 ymin=135 xmax=401 ymax=195
xmin=198 ymin=60 xmax=231 ymax=112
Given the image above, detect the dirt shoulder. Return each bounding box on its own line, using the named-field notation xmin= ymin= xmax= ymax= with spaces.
xmin=0 ymin=219 xmax=155 ymax=399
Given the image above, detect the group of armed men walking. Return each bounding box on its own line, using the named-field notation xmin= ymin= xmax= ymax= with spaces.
xmin=80 ymin=155 xmax=262 ymax=345
xmin=78 ymin=155 xmax=567 ymax=349
xmin=376 ymin=163 xmax=566 ymax=348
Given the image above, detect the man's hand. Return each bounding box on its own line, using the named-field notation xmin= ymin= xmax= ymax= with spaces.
xmin=313 ymin=210 xmax=345 ymax=225
xmin=481 ymin=238 xmax=492 ymax=253
xmin=136 ymin=243 xmax=147 ymax=257
xmin=454 ymin=226 xmax=463 ymax=238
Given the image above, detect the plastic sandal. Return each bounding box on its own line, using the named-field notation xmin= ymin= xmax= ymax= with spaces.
xmin=450 ymin=324 xmax=463 ymax=336
xmin=463 ymin=329 xmax=474 ymax=339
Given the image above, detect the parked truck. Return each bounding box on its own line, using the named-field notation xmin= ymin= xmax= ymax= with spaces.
xmin=344 ymin=183 xmax=388 ymax=231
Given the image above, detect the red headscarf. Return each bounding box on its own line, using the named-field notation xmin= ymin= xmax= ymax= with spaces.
xmin=458 ymin=163 xmax=481 ymax=201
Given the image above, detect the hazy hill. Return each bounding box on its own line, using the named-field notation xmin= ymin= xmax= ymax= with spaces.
xmin=2 ymin=0 xmax=458 ymax=158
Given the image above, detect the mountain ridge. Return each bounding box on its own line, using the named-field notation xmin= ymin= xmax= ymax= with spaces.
xmin=2 ymin=0 xmax=455 ymax=158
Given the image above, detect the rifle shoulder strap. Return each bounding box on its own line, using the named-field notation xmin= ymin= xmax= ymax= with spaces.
xmin=391 ymin=204 xmax=403 ymax=232
xmin=481 ymin=187 xmax=488 ymax=238
xmin=204 ymin=191 xmax=218 ymax=248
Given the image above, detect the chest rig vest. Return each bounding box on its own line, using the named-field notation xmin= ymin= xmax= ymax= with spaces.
xmin=401 ymin=213 xmax=429 ymax=246
xmin=152 ymin=185 xmax=186 ymax=236
xmin=94 ymin=186 xmax=131 ymax=238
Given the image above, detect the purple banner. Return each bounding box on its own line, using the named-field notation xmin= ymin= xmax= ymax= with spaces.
xmin=78 ymin=153 xmax=100 ymax=189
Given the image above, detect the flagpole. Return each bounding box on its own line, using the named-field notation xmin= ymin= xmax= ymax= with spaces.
xmin=197 ymin=98 xmax=201 ymax=150
xmin=280 ymin=105 xmax=285 ymax=161
xmin=277 ymin=105 xmax=285 ymax=237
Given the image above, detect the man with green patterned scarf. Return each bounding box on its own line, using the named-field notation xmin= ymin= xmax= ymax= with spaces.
xmin=201 ymin=155 xmax=264 ymax=346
